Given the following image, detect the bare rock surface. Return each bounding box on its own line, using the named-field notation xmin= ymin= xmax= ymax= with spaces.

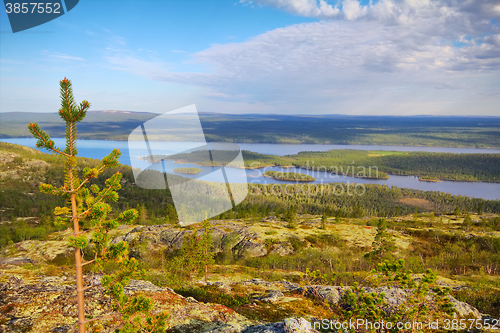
xmin=241 ymin=318 xmax=320 ymax=333
xmin=0 ymin=257 xmax=33 ymax=266
xmin=226 ymin=279 xmax=483 ymax=320
xmin=112 ymin=223 xmax=270 ymax=258
xmin=0 ymin=266 xmax=323 ymax=333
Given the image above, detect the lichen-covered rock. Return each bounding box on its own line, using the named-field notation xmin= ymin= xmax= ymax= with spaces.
xmin=269 ymin=243 xmax=294 ymax=257
xmin=284 ymin=318 xmax=319 ymax=333
xmin=2 ymin=240 xmax=71 ymax=263
xmin=303 ymin=286 xmax=341 ymax=304
xmin=364 ymin=286 xmax=409 ymax=307
xmin=448 ymin=296 xmax=482 ymax=318
xmin=113 ymin=223 xmax=269 ymax=258
xmin=0 ymin=266 xmax=258 ymax=333
xmin=241 ymin=318 xmax=319 ymax=333
xmin=242 ymin=321 xmax=286 ymax=333
xmin=0 ymin=257 xmax=33 ymax=266
xmin=227 ymin=279 xmax=483 ymax=321
xmin=160 ymin=228 xmax=188 ymax=249
xmin=233 ymin=238 xmax=267 ymax=258
xmin=257 ymin=290 xmax=284 ymax=303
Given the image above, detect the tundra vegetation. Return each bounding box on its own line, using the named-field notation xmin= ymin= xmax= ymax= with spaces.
xmin=2 ymin=136 xmax=500 ymax=331
xmin=1 ymin=81 xmax=500 ymax=332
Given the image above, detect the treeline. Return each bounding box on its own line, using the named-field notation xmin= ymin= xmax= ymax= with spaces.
xmin=231 ymin=183 xmax=500 ymax=219
xmin=377 ymin=153 xmax=500 ymax=181
xmin=240 ymin=150 xmax=500 ymax=182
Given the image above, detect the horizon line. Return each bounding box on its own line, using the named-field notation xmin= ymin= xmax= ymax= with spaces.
xmin=1 ymin=110 xmax=500 ymax=118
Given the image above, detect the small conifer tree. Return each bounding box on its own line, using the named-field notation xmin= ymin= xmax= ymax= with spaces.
xmin=321 ymin=212 xmax=327 ymax=229
xmin=28 ymin=78 xmax=166 ymax=333
xmin=172 ymin=218 xmax=215 ymax=286
xmin=463 ymin=214 xmax=472 ymax=231
xmin=338 ymin=260 xmax=455 ymax=327
xmin=286 ymin=205 xmax=297 ymax=228
xmin=365 ymin=218 xmax=396 ymax=260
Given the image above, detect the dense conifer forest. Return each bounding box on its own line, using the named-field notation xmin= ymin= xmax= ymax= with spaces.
xmin=1 ymin=141 xmax=499 ymax=246
xmin=1 ymin=112 xmax=499 ymax=148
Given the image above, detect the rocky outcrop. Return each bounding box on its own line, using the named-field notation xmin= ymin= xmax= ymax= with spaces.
xmin=269 ymin=243 xmax=294 ymax=257
xmin=0 ymin=267 xmax=323 ymax=333
xmin=112 ymin=223 xmax=269 ymax=259
xmin=0 ymin=270 xmax=255 ymax=333
xmin=0 ymin=257 xmax=33 ymax=266
xmin=226 ymin=279 xmax=484 ymax=320
xmin=242 ymin=318 xmax=319 ymax=333
xmin=257 ymin=290 xmax=284 ymax=303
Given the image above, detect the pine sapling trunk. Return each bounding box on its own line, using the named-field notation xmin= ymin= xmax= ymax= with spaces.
xmin=68 ymin=124 xmax=86 ymax=333
xmin=72 ymin=190 xmax=85 ymax=332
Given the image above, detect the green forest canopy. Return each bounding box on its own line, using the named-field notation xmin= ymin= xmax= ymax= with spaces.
xmin=1 ymin=112 xmax=499 ymax=147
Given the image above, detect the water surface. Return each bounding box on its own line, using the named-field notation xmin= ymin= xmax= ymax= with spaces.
xmin=2 ymin=138 xmax=499 ymax=200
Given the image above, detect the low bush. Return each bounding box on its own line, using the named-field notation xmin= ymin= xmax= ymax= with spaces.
xmin=175 ymin=285 xmax=251 ymax=308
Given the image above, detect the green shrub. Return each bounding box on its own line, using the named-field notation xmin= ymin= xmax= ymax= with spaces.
xmin=453 ymin=287 xmax=500 ymax=318
xmin=304 ymin=234 xmax=342 ymax=248
xmin=288 ymin=236 xmax=307 ymax=251
xmin=176 ymin=285 xmax=251 ymax=308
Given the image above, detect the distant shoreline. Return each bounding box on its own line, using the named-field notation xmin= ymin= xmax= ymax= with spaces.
xmin=3 ymin=136 xmax=500 ymax=150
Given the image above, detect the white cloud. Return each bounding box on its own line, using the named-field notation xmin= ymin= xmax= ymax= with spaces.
xmin=342 ymin=0 xmax=367 ymax=20
xmin=104 ymin=0 xmax=500 ymax=114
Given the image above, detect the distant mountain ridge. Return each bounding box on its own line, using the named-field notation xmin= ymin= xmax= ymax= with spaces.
xmin=1 ymin=111 xmax=499 ymax=147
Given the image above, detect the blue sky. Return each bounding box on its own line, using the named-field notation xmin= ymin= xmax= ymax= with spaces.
xmin=1 ymin=0 xmax=500 ymax=115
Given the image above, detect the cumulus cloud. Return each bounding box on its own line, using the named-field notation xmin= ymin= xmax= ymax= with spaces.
xmin=105 ymin=0 xmax=500 ymax=114
xmin=242 ymin=0 xmax=500 ymax=25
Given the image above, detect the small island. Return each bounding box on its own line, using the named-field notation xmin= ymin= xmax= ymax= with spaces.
xmin=355 ymin=173 xmax=389 ymax=180
xmin=264 ymin=171 xmax=315 ymax=182
xmin=419 ymin=177 xmax=442 ymax=182
xmin=173 ymin=167 xmax=202 ymax=174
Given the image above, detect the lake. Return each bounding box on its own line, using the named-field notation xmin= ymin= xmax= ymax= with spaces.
xmin=2 ymin=138 xmax=499 ymax=200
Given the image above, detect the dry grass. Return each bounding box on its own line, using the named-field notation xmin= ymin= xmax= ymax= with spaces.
xmin=399 ymin=197 xmax=435 ymax=210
